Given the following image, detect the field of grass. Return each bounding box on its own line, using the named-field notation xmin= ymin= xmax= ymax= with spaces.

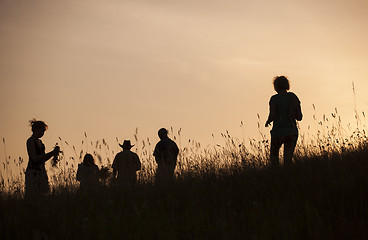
xmin=1 ymin=112 xmax=368 ymax=239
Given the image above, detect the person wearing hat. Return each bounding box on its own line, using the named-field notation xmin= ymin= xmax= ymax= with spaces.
xmin=112 ymin=140 xmax=141 ymax=184
xmin=153 ymin=128 xmax=179 ymax=183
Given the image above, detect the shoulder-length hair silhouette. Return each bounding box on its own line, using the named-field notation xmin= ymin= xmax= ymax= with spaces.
xmin=273 ymin=75 xmax=290 ymax=93
xmin=77 ymin=153 xmax=100 ymax=189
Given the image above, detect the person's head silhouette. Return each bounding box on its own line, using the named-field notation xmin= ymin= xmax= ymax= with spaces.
xmin=158 ymin=128 xmax=168 ymax=140
xmin=29 ymin=119 xmax=48 ymax=138
xmin=273 ymin=76 xmax=290 ymax=93
xmin=119 ymin=140 xmax=134 ymax=150
xmin=83 ymin=153 xmax=95 ymax=166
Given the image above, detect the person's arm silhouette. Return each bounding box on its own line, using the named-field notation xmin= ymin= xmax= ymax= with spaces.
xmin=295 ymin=100 xmax=303 ymax=121
xmin=265 ymin=102 xmax=276 ymax=127
xmin=27 ymin=138 xmax=59 ymax=164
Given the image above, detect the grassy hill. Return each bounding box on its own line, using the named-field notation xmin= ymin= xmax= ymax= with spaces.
xmin=1 ymin=141 xmax=367 ymax=239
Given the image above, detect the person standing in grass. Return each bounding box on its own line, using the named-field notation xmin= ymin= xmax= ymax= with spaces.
xmin=153 ymin=128 xmax=179 ymax=182
xmin=265 ymin=76 xmax=303 ymax=167
xmin=76 ymin=153 xmax=100 ymax=189
xmin=25 ymin=119 xmax=60 ymax=196
xmin=112 ymin=140 xmax=141 ymax=184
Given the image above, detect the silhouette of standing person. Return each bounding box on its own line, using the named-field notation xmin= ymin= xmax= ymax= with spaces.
xmin=112 ymin=140 xmax=141 ymax=185
xmin=76 ymin=153 xmax=99 ymax=189
xmin=153 ymin=128 xmax=179 ymax=183
xmin=265 ymin=76 xmax=303 ymax=167
xmin=25 ymin=119 xmax=60 ymax=196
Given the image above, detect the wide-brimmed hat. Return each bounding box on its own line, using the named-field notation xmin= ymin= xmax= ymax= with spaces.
xmin=119 ymin=140 xmax=134 ymax=149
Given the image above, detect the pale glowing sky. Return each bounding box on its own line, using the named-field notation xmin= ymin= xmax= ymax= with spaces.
xmin=1 ymin=0 xmax=368 ymax=160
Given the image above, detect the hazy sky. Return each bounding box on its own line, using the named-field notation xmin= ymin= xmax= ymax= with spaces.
xmin=1 ymin=0 xmax=367 ymax=159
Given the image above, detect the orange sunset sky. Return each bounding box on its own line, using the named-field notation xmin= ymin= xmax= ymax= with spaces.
xmin=1 ymin=0 xmax=368 ymax=161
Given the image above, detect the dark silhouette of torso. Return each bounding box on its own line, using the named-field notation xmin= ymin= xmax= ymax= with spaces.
xmin=26 ymin=137 xmax=46 ymax=171
xmin=153 ymin=137 xmax=179 ymax=167
xmin=269 ymin=92 xmax=301 ymax=137
xmin=112 ymin=150 xmax=141 ymax=184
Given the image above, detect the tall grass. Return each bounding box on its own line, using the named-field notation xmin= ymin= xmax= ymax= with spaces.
xmin=0 ymin=108 xmax=367 ymax=239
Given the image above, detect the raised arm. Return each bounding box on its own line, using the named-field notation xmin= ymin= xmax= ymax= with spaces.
xmin=27 ymin=138 xmax=58 ymax=164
